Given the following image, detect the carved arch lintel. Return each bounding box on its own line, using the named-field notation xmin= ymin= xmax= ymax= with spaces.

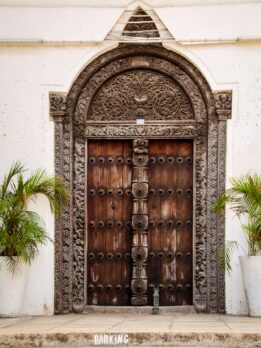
xmin=84 ymin=124 xmax=208 ymax=139
xmin=52 ymin=44 xmax=231 ymax=314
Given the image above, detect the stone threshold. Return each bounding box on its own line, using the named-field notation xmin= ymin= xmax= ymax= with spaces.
xmin=83 ymin=305 xmax=195 ymax=314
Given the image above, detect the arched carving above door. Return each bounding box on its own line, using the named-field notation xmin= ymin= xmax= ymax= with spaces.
xmin=50 ymin=44 xmax=232 ymax=314
xmin=88 ymin=69 xmax=194 ymax=121
xmin=73 ymin=52 xmax=207 ymax=126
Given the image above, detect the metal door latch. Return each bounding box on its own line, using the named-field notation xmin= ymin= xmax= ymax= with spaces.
xmin=152 ymin=287 xmax=159 ymax=315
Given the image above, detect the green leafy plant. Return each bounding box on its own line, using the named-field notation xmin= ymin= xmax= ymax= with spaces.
xmin=0 ymin=162 xmax=68 ymax=273
xmin=213 ymin=174 xmax=261 ymax=273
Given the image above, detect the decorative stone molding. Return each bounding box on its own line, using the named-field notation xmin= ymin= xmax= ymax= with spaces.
xmin=50 ymin=91 xmax=70 ymax=313
xmin=84 ymin=125 xmax=202 ymax=138
xmin=52 ymin=44 xmax=231 ymax=314
xmin=49 ymin=93 xmax=67 ymax=123
xmin=214 ymin=91 xmax=232 ymax=120
xmin=54 ymin=120 xmax=71 ymax=314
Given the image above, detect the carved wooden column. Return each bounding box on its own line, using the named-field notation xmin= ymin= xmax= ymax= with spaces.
xmin=49 ymin=93 xmax=67 ymax=184
xmin=131 ymin=139 xmax=149 ymax=306
xmin=49 ymin=93 xmax=68 ymax=313
xmin=214 ymin=90 xmax=232 ymax=313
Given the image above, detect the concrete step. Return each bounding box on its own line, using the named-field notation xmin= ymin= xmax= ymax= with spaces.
xmin=1 ymin=331 xmax=261 ymax=347
xmin=0 ymin=313 xmax=261 ymax=347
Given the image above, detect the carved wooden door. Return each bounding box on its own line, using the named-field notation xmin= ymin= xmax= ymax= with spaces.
xmin=87 ymin=140 xmax=133 ymax=306
xmin=87 ymin=139 xmax=193 ymax=306
xmin=147 ymin=140 xmax=193 ymax=306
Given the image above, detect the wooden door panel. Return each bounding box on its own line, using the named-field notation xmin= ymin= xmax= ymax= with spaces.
xmin=87 ymin=139 xmax=193 ymax=307
xmin=87 ymin=140 xmax=132 ymax=306
xmin=148 ymin=140 xmax=193 ymax=306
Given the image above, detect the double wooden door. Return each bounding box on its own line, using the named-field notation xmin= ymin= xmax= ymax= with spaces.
xmin=87 ymin=139 xmax=193 ymax=306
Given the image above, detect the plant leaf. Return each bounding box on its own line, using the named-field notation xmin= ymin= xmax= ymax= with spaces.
xmin=219 ymin=240 xmax=240 ymax=275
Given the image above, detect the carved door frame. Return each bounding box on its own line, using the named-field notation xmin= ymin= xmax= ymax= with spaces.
xmin=50 ymin=44 xmax=232 ymax=314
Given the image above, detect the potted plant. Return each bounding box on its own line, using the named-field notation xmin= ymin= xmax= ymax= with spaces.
xmin=213 ymin=174 xmax=261 ymax=317
xmin=0 ymin=162 xmax=68 ymax=316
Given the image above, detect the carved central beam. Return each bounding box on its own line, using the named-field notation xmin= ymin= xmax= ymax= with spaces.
xmin=131 ymin=139 xmax=149 ymax=305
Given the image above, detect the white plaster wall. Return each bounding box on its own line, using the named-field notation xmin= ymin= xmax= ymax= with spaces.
xmin=157 ymin=3 xmax=261 ymax=42
xmin=165 ymin=41 xmax=261 ymax=315
xmin=0 ymin=2 xmax=261 ymax=42
xmin=0 ymin=42 xmax=117 ymax=315
xmin=1 ymin=1 xmax=261 ymax=315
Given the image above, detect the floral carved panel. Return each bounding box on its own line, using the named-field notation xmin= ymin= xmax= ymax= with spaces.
xmin=51 ymin=44 xmax=232 ymax=315
xmin=88 ymin=70 xmax=194 ymax=121
xmin=73 ymin=53 xmax=207 ymax=129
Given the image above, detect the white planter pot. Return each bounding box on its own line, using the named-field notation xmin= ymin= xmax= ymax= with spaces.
xmin=240 ymin=256 xmax=261 ymax=317
xmin=0 ymin=257 xmax=29 ymax=317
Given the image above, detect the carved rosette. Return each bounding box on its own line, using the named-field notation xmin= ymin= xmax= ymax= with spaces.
xmin=131 ymin=139 xmax=149 ymax=305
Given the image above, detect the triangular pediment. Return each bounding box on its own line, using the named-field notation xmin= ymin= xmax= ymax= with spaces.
xmin=106 ymin=5 xmax=174 ymax=42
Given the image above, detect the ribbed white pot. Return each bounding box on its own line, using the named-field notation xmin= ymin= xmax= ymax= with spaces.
xmin=0 ymin=257 xmax=29 ymax=317
xmin=239 ymin=256 xmax=261 ymax=317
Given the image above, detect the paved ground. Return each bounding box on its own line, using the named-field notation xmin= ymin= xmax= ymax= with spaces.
xmin=0 ymin=313 xmax=261 ymax=347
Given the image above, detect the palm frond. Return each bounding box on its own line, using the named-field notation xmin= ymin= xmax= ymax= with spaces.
xmin=219 ymin=240 xmax=241 ymax=274
xmin=212 ymin=192 xmax=231 ymax=214
xmin=4 ymin=256 xmax=22 ymax=276
xmin=0 ymin=162 xmax=67 ymax=274
xmin=0 ymin=162 xmax=24 ymax=199
xmin=23 ymin=170 xmax=68 ymax=213
xmin=213 ymin=173 xmax=261 ymax=271
xmin=0 ymin=209 xmax=52 ymax=273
